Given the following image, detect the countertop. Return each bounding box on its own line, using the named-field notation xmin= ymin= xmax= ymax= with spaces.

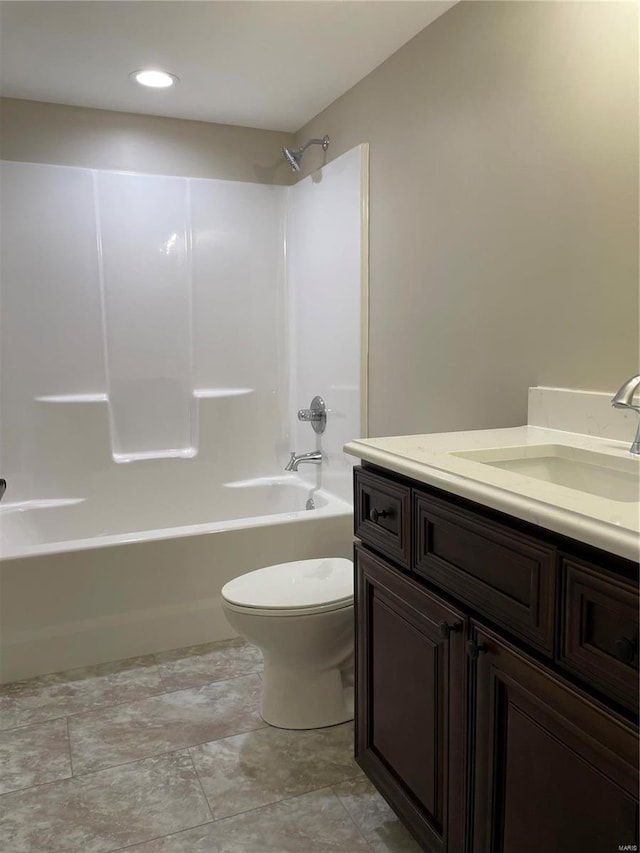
xmin=344 ymin=426 xmax=640 ymax=562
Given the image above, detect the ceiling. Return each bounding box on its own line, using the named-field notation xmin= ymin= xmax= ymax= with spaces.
xmin=0 ymin=1 xmax=455 ymax=132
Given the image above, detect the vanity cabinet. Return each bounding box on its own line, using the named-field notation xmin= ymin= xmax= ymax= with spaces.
xmin=353 ymin=464 xmax=639 ymax=853
xmin=355 ymin=545 xmax=467 ymax=852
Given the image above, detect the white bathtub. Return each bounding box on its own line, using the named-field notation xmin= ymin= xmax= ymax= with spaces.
xmin=0 ymin=477 xmax=353 ymax=683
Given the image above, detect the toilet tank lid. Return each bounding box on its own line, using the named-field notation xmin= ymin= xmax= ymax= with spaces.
xmin=221 ymin=557 xmax=353 ymax=610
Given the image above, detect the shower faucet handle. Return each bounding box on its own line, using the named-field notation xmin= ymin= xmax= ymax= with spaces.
xmin=297 ymin=396 xmax=327 ymax=434
xmin=297 ymin=409 xmax=323 ymax=422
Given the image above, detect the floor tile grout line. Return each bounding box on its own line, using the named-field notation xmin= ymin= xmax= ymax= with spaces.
xmin=332 ymin=781 xmax=376 ymax=851
xmin=173 ymin=767 xmax=366 ymax=826
xmin=0 ymin=661 xmax=164 ymax=696
xmin=0 ymin=719 xmax=76 ymax=796
xmin=0 ymin=744 xmax=373 ymax=850
xmin=70 ymin=671 xmax=265 ymax=723
xmin=0 ymin=668 xmax=265 ymax=734
xmin=155 ymin=666 xmax=264 ymax=696
xmin=211 ymin=778 xmax=371 ymax=825
xmin=81 ymin=780 xmax=368 ymax=853
xmin=102 ymin=819 xmax=216 ymax=853
xmin=0 ymin=719 xmax=359 ymax=799
xmin=0 ymin=715 xmax=273 ymax=801
xmin=187 ymin=748 xmax=217 ymax=823
xmin=51 ymin=720 xmax=269 ymax=784
xmin=66 ymin=716 xmax=75 ymax=777
xmin=0 ymin=745 xmax=209 ymax=802
xmin=0 ymin=768 xmax=77 ymax=798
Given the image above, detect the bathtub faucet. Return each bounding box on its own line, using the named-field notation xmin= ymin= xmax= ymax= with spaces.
xmin=611 ymin=374 xmax=640 ymax=456
xmin=285 ymin=451 xmax=322 ymax=471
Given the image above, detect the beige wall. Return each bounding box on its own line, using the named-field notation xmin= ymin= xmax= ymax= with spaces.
xmin=296 ymin=1 xmax=639 ymax=437
xmin=0 ymin=98 xmax=295 ymax=184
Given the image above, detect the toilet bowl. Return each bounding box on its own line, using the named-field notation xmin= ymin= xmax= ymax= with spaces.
xmin=221 ymin=557 xmax=354 ymax=730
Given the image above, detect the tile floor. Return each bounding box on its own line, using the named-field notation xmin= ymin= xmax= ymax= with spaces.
xmin=0 ymin=638 xmax=422 ymax=852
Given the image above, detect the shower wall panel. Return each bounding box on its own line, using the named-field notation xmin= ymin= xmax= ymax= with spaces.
xmin=287 ymin=145 xmax=366 ymax=503
xmin=0 ymin=160 xmax=288 ymax=499
xmin=191 ymin=179 xmax=288 ymax=477
xmin=96 ymin=171 xmax=194 ymax=459
xmin=0 ymin=162 xmax=105 ymax=499
xmin=191 ymin=180 xmax=286 ymax=393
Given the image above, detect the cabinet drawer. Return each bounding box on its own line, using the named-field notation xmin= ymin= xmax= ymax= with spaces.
xmin=414 ymin=492 xmax=556 ymax=654
xmin=559 ymin=557 xmax=639 ymax=712
xmin=354 ymin=468 xmax=411 ymax=568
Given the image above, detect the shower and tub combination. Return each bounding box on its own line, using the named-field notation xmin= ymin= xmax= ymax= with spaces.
xmin=0 ymin=143 xmax=368 ymax=683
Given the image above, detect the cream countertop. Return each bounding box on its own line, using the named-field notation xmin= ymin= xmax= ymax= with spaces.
xmin=344 ymin=426 xmax=640 ymax=562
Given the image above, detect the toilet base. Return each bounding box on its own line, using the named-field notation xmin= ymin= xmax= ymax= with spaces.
xmin=260 ymin=657 xmax=354 ymax=730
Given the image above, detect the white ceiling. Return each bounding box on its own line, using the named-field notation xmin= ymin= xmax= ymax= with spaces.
xmin=0 ymin=1 xmax=455 ymax=132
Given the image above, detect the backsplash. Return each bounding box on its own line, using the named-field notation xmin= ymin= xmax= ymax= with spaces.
xmin=528 ymin=386 xmax=638 ymax=442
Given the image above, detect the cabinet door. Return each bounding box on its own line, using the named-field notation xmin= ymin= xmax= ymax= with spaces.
xmin=355 ymin=545 xmax=467 ymax=853
xmin=471 ymin=623 xmax=639 ymax=853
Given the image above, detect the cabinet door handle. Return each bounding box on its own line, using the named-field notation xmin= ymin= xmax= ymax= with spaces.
xmin=439 ymin=621 xmax=462 ymax=639
xmin=614 ymin=636 xmax=636 ymax=665
xmin=369 ymin=508 xmax=389 ymax=524
xmin=466 ymin=640 xmax=488 ymax=661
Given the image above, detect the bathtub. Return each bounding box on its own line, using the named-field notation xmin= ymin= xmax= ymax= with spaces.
xmin=0 ymin=476 xmax=353 ymax=683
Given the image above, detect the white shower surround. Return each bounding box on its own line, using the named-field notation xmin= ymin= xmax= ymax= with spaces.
xmin=0 ymin=146 xmax=367 ymax=682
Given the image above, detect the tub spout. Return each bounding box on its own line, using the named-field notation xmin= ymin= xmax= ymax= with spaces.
xmin=285 ymin=451 xmax=322 ymax=472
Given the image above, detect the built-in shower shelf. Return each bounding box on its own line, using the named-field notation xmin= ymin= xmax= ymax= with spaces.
xmin=36 ymin=394 xmax=108 ymax=403
xmin=193 ymin=388 xmax=254 ymax=398
xmin=112 ymin=447 xmax=198 ymax=464
xmin=36 ymin=390 xmax=253 ymax=404
xmin=32 ymin=389 xmax=257 ymax=465
xmin=0 ymin=497 xmax=86 ymax=512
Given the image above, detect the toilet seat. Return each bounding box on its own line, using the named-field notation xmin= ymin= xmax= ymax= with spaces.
xmin=221 ymin=557 xmax=353 ymax=617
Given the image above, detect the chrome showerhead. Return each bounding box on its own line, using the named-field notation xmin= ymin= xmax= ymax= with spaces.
xmin=282 ymin=146 xmax=302 ymax=172
xmin=281 ymin=135 xmax=329 ymax=172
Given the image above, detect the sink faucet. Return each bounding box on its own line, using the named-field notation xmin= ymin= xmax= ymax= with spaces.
xmin=285 ymin=451 xmax=322 ymax=471
xmin=611 ymin=374 xmax=640 ymax=456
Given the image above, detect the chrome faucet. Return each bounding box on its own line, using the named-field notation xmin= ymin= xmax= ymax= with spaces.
xmin=285 ymin=451 xmax=322 ymax=471
xmin=611 ymin=374 xmax=640 ymax=456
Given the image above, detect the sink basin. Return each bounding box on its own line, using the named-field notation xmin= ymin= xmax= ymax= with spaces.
xmin=452 ymin=445 xmax=640 ymax=503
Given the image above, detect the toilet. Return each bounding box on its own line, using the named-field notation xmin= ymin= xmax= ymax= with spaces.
xmin=221 ymin=557 xmax=354 ymax=730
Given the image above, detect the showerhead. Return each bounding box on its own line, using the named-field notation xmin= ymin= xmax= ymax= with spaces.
xmin=282 ymin=146 xmax=301 ymax=172
xmin=281 ymin=135 xmax=329 ymax=172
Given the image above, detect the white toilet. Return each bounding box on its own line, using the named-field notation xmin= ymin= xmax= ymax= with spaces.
xmin=221 ymin=557 xmax=354 ymax=730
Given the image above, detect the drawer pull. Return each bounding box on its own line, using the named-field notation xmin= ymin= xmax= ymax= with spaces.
xmin=369 ymin=508 xmax=390 ymax=523
xmin=614 ymin=636 xmax=636 ymax=665
xmin=439 ymin=621 xmax=462 ymax=639
xmin=466 ymin=640 xmax=488 ymax=661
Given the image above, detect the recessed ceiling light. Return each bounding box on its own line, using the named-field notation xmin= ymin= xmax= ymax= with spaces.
xmin=130 ymin=69 xmax=178 ymax=89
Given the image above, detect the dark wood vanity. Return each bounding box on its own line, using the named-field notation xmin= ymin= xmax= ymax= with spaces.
xmin=353 ymin=463 xmax=639 ymax=853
